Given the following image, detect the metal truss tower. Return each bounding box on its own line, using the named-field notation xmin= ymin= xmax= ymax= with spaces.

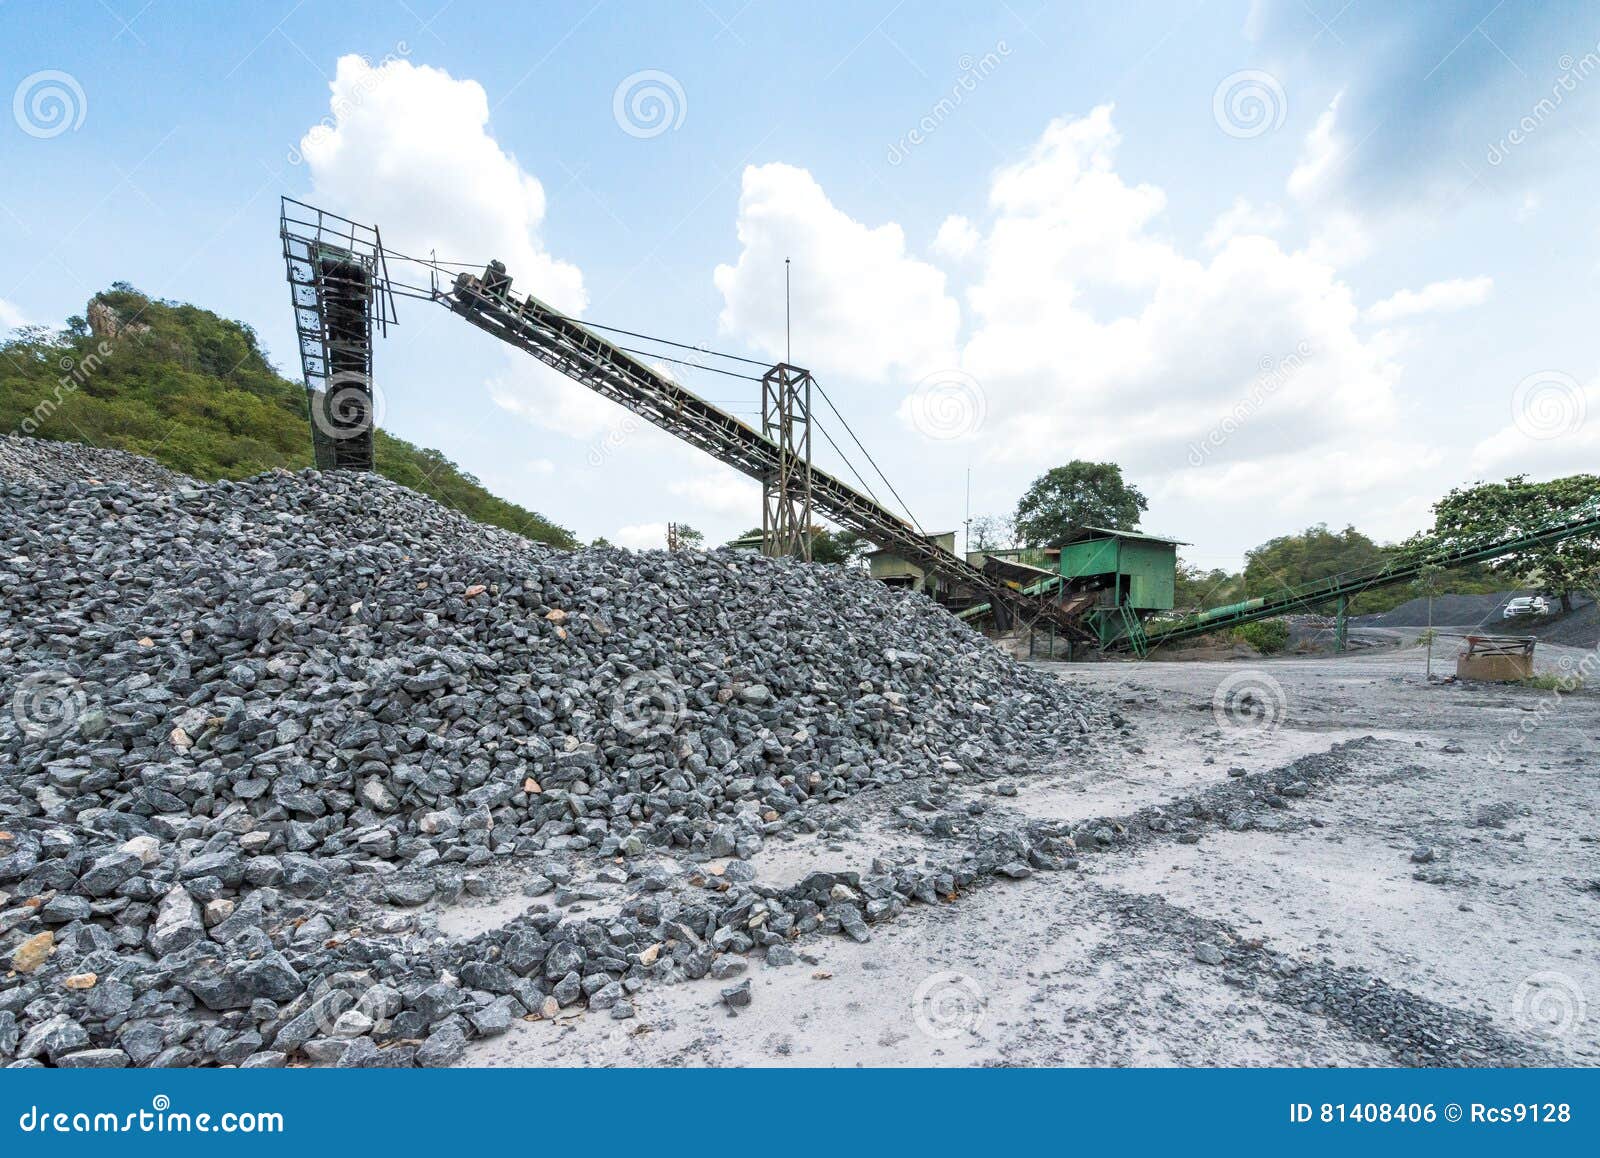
xmin=760 ymin=363 xmax=814 ymax=561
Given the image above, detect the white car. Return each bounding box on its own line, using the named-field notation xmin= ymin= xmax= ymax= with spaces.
xmin=1502 ymin=595 xmax=1550 ymax=619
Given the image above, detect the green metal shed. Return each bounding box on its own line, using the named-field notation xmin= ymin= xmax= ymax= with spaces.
xmin=1056 ymin=527 xmax=1186 ymax=653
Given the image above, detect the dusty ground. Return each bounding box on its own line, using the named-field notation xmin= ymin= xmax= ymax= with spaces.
xmin=437 ymin=634 xmax=1598 ymax=1068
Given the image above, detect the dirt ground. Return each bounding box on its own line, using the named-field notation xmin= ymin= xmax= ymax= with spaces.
xmin=446 ymin=634 xmax=1599 ymax=1068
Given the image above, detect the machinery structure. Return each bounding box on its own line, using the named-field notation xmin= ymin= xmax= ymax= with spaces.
xmin=279 ymin=199 xmax=1600 ymax=659
xmin=760 ymin=362 xmax=814 ymax=561
xmin=279 ymin=199 xmax=396 ymax=471
xmin=1128 ymin=508 xmax=1600 ymax=654
xmin=278 ymin=199 xmax=1087 ymax=638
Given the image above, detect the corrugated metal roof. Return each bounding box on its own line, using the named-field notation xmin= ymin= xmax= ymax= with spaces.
xmin=1058 ymin=525 xmax=1188 ymax=546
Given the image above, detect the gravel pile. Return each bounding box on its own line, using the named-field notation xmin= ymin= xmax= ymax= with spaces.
xmin=0 ymin=436 xmax=1114 ymax=1068
xmin=0 ymin=434 xmax=193 ymax=492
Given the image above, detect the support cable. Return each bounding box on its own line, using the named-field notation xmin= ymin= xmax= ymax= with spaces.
xmin=812 ymin=380 xmax=925 ymax=535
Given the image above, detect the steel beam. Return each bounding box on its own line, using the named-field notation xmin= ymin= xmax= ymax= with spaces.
xmin=760 ymin=363 xmax=813 ymax=561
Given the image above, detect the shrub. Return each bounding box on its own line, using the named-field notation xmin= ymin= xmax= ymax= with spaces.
xmin=1232 ymin=617 xmax=1289 ymax=654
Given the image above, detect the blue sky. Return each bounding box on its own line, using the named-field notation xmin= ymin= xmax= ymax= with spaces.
xmin=4 ymin=2 xmax=1599 ymax=568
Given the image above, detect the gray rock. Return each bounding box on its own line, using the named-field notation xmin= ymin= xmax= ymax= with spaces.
xmin=55 ymin=1048 xmax=131 ymax=1068
xmin=416 ymin=1023 xmax=467 ymax=1068
xmin=17 ymin=1014 xmax=89 ymax=1063
xmin=79 ymin=852 xmax=142 ymax=897
xmin=241 ymin=952 xmax=304 ymax=1001
xmin=149 ymin=887 xmax=205 ymax=956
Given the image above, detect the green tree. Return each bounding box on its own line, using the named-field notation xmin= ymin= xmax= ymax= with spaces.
xmin=0 ymin=286 xmax=577 ymax=547
xmin=809 ymin=525 xmax=867 ymax=567
xmin=1012 ymin=461 xmax=1146 ymax=546
xmin=1428 ymin=474 xmax=1600 ymax=612
xmin=968 ymin=514 xmax=1015 ymax=552
xmin=1174 ymin=559 xmax=1243 ymax=611
xmin=1243 ymin=524 xmax=1386 ymax=594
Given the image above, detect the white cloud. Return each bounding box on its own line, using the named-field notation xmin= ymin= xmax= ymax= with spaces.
xmin=1288 ymin=94 xmax=1344 ymax=203
xmin=615 ymin=522 xmax=668 ymax=549
xmin=668 ymin=464 xmax=761 ymax=520
xmin=526 ymin=458 xmax=556 ymax=475
xmin=1470 ymin=378 xmax=1598 ymax=476
xmin=953 ymin=104 xmax=1408 ymax=501
xmin=301 ymin=56 xmax=600 ymax=440
xmin=301 ymin=54 xmax=584 ymax=313
xmin=1302 ymin=208 xmax=1371 ymax=268
xmin=1363 ymin=276 xmax=1492 ymax=325
xmin=0 ymin=299 xmax=26 ymax=331
xmin=1202 ymin=198 xmax=1285 ymax=249
xmin=931 ymin=214 xmax=981 ymax=260
xmin=713 ymin=162 xmax=960 ymax=379
xmin=1164 ymin=442 xmax=1442 ymax=511
xmin=487 ymin=366 xmax=620 ymax=438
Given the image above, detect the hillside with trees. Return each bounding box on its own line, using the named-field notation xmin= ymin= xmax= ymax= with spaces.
xmin=0 ymin=285 xmax=576 ymax=547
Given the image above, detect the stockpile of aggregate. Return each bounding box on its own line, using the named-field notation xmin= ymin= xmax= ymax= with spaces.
xmin=0 ymin=436 xmax=1118 ymax=1067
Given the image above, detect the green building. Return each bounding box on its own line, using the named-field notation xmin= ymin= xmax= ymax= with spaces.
xmin=866 ymin=531 xmax=959 ymax=598
xmin=1057 ymin=526 xmax=1184 ymax=652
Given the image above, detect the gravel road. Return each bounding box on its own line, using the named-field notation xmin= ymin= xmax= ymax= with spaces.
xmin=465 ymin=642 xmax=1599 ymax=1067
